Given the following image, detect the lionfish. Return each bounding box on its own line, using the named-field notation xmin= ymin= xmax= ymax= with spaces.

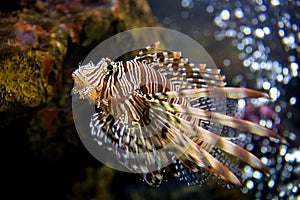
xmin=72 ymin=42 xmax=285 ymax=187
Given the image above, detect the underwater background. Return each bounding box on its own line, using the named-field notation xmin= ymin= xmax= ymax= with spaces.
xmin=1 ymin=0 xmax=299 ymax=199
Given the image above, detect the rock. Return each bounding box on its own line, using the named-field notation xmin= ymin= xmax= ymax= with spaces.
xmin=0 ymin=0 xmax=156 ymax=111
xmin=0 ymin=1 xmax=156 ymax=198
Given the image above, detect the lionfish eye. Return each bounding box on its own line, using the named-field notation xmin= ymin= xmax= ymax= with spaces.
xmin=107 ymin=65 xmax=113 ymax=71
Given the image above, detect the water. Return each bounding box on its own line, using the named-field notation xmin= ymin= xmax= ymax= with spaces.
xmin=148 ymin=0 xmax=299 ymax=199
xmin=1 ymin=0 xmax=299 ymax=199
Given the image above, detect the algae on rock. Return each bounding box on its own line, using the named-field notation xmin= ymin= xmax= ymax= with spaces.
xmin=0 ymin=0 xmax=156 ymax=111
xmin=1 ymin=1 xmax=157 ymax=198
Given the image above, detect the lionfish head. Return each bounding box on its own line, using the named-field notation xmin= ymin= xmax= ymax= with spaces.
xmin=71 ymin=58 xmax=116 ymax=102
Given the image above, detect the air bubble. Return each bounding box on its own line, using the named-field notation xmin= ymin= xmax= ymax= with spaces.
xmin=246 ymin=180 xmax=254 ymax=189
xmin=220 ymin=9 xmax=230 ymax=20
xmin=289 ymin=97 xmax=297 ymax=105
xmin=255 ymin=28 xmax=265 ymax=38
xmin=234 ymin=8 xmax=244 ymax=18
xmin=271 ymin=0 xmax=281 ymax=6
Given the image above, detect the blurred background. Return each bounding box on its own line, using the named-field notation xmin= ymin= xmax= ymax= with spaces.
xmin=0 ymin=0 xmax=299 ymax=199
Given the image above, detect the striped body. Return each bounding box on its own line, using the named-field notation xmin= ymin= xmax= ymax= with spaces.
xmin=72 ymin=42 xmax=285 ymax=187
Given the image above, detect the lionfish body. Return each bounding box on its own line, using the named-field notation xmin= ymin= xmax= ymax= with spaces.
xmin=72 ymin=42 xmax=284 ymax=187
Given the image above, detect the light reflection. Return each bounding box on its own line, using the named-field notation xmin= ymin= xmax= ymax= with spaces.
xmin=276 ymin=74 xmax=283 ymax=82
xmin=181 ymin=0 xmax=194 ymax=8
xmin=253 ymin=50 xmax=262 ymax=59
xmin=288 ymin=132 xmax=296 ymax=141
xmin=278 ymin=21 xmax=284 ymax=28
xmin=204 ymin=0 xmax=299 ymax=110
xmin=268 ymin=179 xmax=275 ymax=188
xmin=238 ymin=99 xmax=246 ymax=108
xmin=290 ymin=62 xmax=299 ymax=77
xmin=256 ymin=0 xmax=263 ymax=5
xmin=292 ymin=185 xmax=298 ymax=193
xmin=286 ymin=111 xmax=292 ymax=118
xmin=246 ymin=180 xmax=254 ymax=189
xmin=238 ymin=52 xmax=246 ymax=60
xmin=223 ymin=58 xmax=231 ymax=66
xmin=245 ymin=46 xmax=253 ymax=54
xmin=237 ymin=42 xmax=244 ymax=50
xmin=251 ymin=18 xmax=259 ymax=25
xmin=269 ymin=87 xmax=280 ymax=101
xmin=225 ymin=29 xmax=237 ymax=37
xmin=263 ymin=26 xmax=271 ymax=35
xmin=278 ymin=29 xmax=285 ymax=37
xmin=259 ymin=119 xmax=266 ymax=126
xmin=234 ymin=8 xmax=244 ymax=18
xmin=266 ymin=119 xmax=273 ymax=129
xmin=289 ymin=97 xmax=297 ymax=105
xmin=285 ymin=152 xmax=296 ymax=162
xmin=282 ymin=35 xmax=296 ymax=47
xmin=259 ymin=14 xmax=266 ymax=22
xmin=246 ymin=143 xmax=254 ymax=151
xmin=220 ymin=9 xmax=230 ymax=20
xmin=261 ymin=146 xmax=268 ymax=154
xmin=279 ymin=191 xmax=286 ymax=198
xmin=279 ymin=145 xmax=287 ymax=156
xmin=181 ymin=11 xmax=189 ymax=19
xmin=206 ymin=5 xmax=214 ymax=13
xmin=242 ymin=26 xmax=252 ymax=35
xmin=241 ymin=187 xmax=249 ymax=194
xmin=150 ymin=0 xmax=299 ymax=198
xmin=262 ymin=81 xmax=271 ymax=90
xmin=275 ymin=105 xmax=281 ymax=112
xmin=251 ymin=62 xmax=260 ymax=71
xmin=282 ymin=67 xmax=289 ymax=75
xmin=271 ymin=0 xmax=281 ymax=7
xmin=255 ymin=191 xmax=261 ymax=199
xmin=253 ymin=171 xmax=263 ymax=179
xmin=261 ymin=157 xmax=268 ymax=165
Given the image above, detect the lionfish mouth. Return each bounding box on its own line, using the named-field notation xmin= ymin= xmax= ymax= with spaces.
xmin=71 ymin=42 xmax=286 ymax=188
xmin=71 ymin=61 xmax=99 ymax=94
xmin=71 ymin=71 xmax=85 ymax=94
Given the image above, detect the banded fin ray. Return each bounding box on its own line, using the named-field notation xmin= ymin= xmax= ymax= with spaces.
xmin=153 ymin=87 xmax=270 ymax=100
xmin=135 ymin=42 xmax=227 ymax=88
xmin=148 ymin=98 xmax=283 ymax=141
xmin=150 ymin=108 xmax=243 ymax=186
xmin=149 ymin=101 xmax=270 ymax=173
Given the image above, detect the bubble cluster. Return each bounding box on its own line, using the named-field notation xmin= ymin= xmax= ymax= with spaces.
xmin=240 ymin=138 xmax=300 ymax=199
xmin=201 ymin=1 xmax=299 ymax=199
xmin=149 ymin=0 xmax=299 ymax=198
xmin=207 ymin=0 xmax=299 ymax=99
